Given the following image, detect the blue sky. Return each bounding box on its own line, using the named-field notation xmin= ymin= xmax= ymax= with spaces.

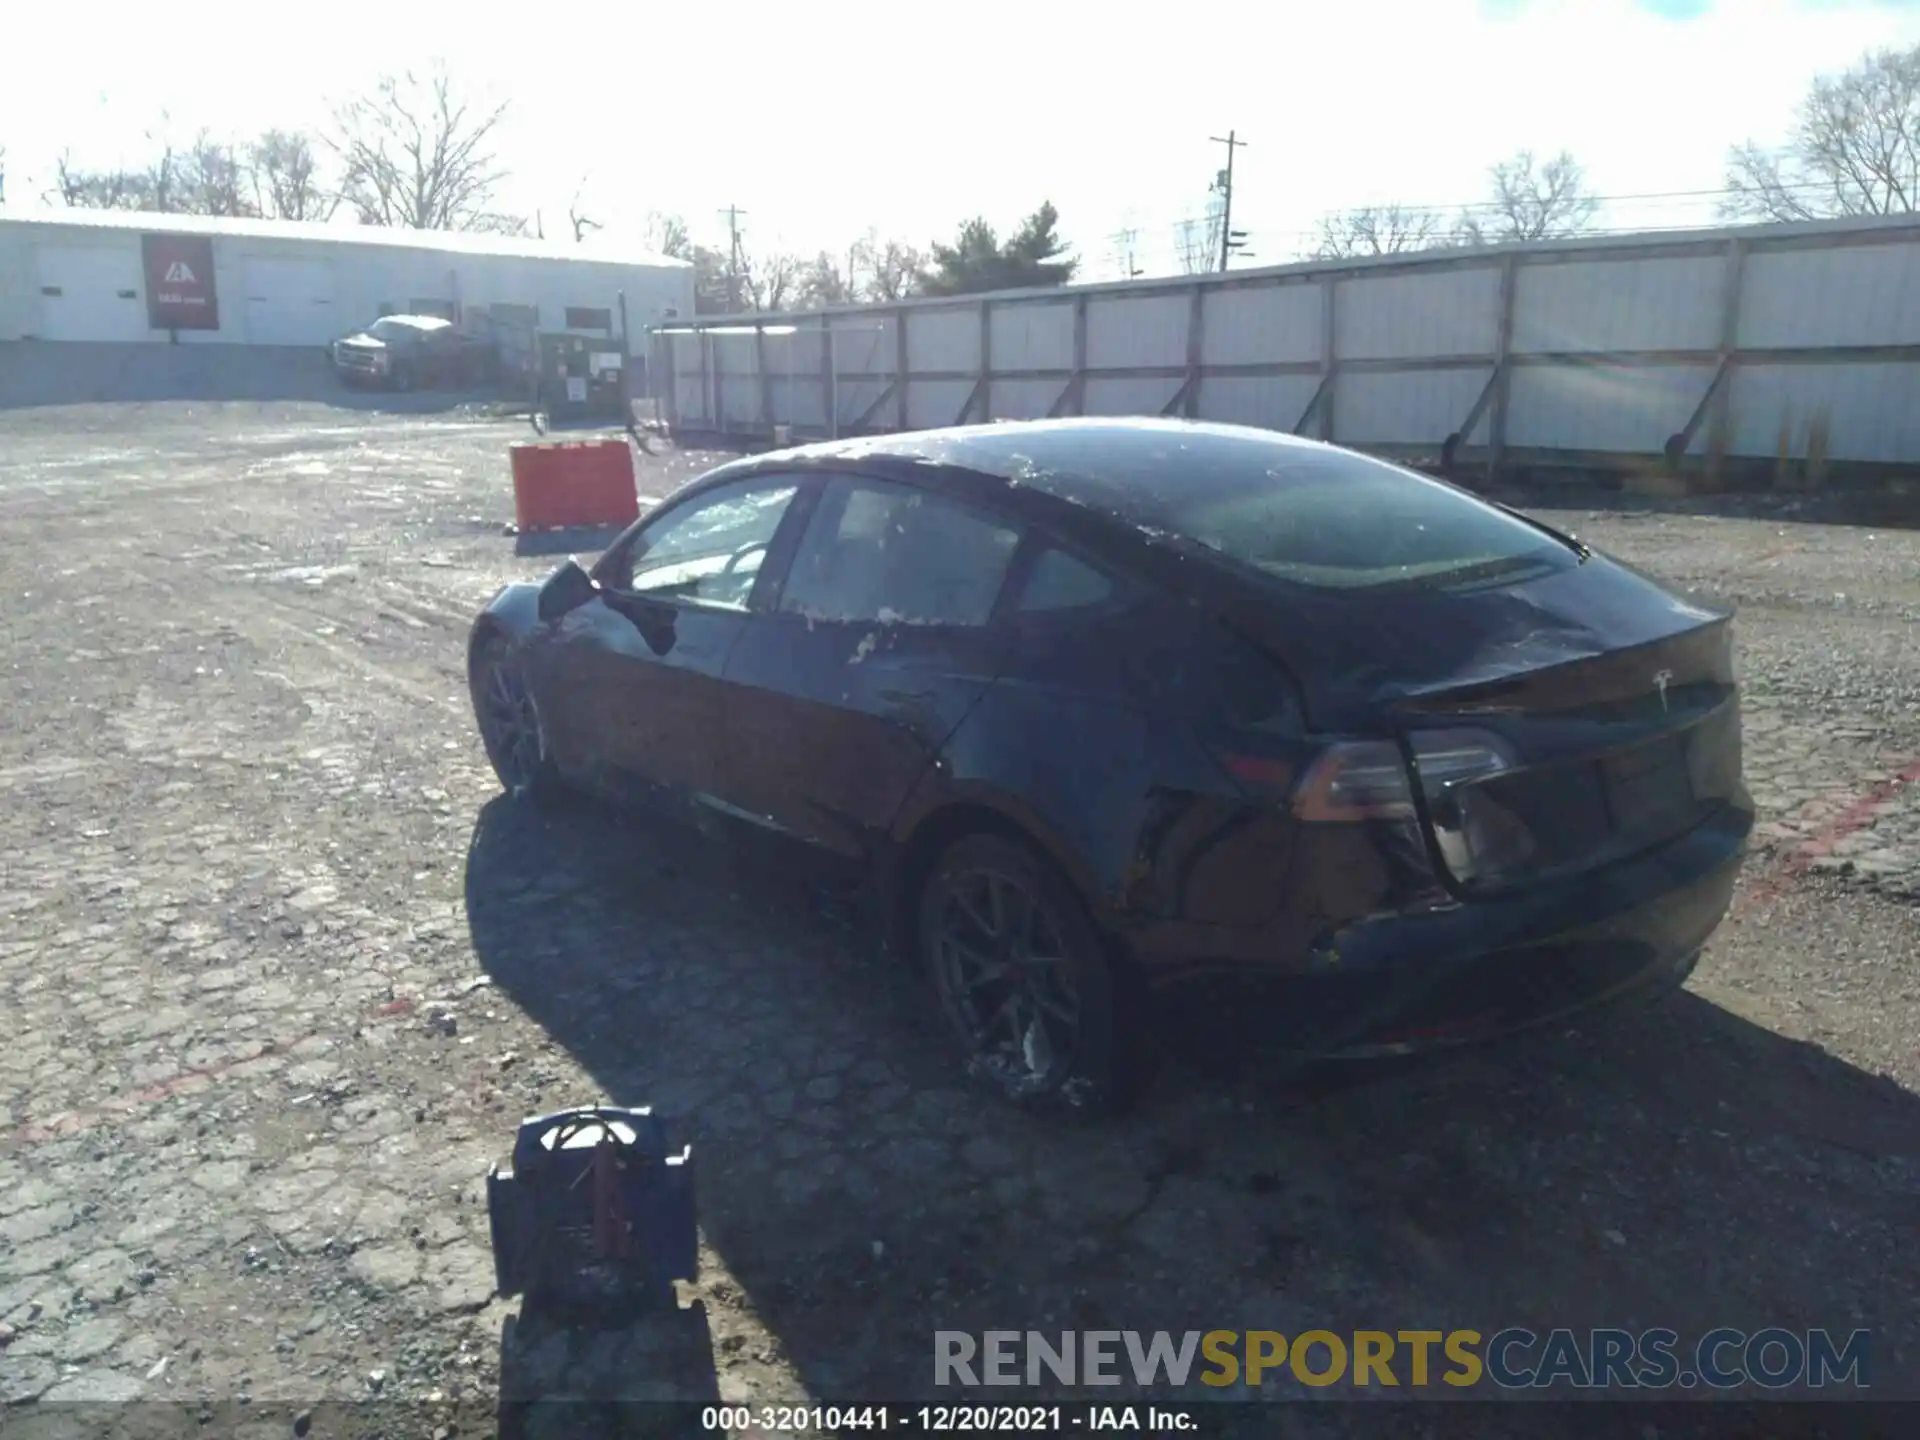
xmin=4 ymin=0 xmax=1919 ymax=277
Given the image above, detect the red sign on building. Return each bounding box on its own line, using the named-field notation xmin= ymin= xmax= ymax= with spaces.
xmin=141 ymin=234 xmax=220 ymax=330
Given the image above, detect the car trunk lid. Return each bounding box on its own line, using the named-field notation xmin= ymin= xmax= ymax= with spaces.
xmin=1392 ymin=620 xmax=1743 ymax=893
xmin=1207 ymin=552 xmax=1746 ymax=893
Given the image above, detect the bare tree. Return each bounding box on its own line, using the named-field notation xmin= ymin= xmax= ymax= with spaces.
xmin=51 ymin=154 xmax=110 ymax=207
xmin=1311 ymin=203 xmax=1445 ymax=259
xmin=797 ymin=251 xmax=859 ymax=308
xmin=1722 ymin=144 xmax=1818 ymax=223
xmin=1457 ymin=149 xmax=1599 ymax=245
xmin=176 ymin=132 xmax=256 ymax=216
xmin=852 ymin=232 xmax=926 ymax=301
xmin=742 ymin=248 xmax=801 ymax=312
xmin=142 ymin=116 xmax=182 ymax=213
xmin=44 ymin=114 xmax=187 ymax=213
xmin=644 ymin=211 xmax=692 ymax=259
xmin=470 ymin=212 xmax=535 ymax=236
xmin=567 ymin=178 xmax=602 ymax=243
xmin=1721 ymin=44 xmax=1920 ymax=221
xmin=250 ymin=130 xmax=335 ymax=220
xmin=50 ymin=150 xmax=163 ymax=211
xmin=49 ymin=152 xmax=127 ymax=208
xmin=689 ymin=247 xmax=734 ymax=313
xmin=1174 ymin=194 xmax=1225 ymax=274
xmin=0 ymin=146 xmax=8 ymax=206
xmin=330 ymin=67 xmax=514 ymax=230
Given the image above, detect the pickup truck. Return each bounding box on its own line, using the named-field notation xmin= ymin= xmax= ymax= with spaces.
xmin=330 ymin=315 xmax=496 ymax=391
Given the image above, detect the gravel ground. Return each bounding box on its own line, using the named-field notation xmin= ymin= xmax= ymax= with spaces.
xmin=0 ymin=401 xmax=1916 ymax=1434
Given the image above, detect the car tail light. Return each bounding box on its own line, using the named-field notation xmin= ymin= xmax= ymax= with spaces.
xmin=1283 ymin=740 xmax=1452 ymax=917
xmin=1290 ymin=741 xmax=1418 ymax=822
xmin=1408 ymin=728 xmax=1529 ymax=886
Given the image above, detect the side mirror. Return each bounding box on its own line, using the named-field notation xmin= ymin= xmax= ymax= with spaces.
xmin=536 ymin=559 xmax=598 ymax=623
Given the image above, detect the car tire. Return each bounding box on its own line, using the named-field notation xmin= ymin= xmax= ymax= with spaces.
xmin=919 ymin=833 xmax=1151 ymax=1116
xmin=470 ymin=632 xmax=559 ymax=803
xmin=391 ymin=360 xmax=415 ymax=393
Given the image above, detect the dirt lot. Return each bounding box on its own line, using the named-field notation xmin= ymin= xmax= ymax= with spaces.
xmin=1 ymin=399 xmax=1917 ymax=1433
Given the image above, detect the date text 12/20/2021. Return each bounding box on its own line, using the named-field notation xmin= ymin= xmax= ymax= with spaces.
xmin=701 ymin=1405 xmax=1199 ymax=1432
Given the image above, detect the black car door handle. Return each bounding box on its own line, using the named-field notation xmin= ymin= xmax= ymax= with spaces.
xmin=604 ymin=592 xmax=677 ymax=655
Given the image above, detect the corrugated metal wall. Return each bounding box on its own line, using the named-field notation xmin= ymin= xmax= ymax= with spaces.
xmin=657 ymin=216 xmax=1920 ymax=473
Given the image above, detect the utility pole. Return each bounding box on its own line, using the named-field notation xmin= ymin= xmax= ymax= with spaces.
xmin=1209 ymin=130 xmax=1247 ymax=272
xmin=720 ymin=205 xmax=747 ymax=310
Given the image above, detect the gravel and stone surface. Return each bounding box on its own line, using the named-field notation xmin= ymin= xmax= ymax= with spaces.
xmin=0 ymin=400 xmax=1916 ymax=1433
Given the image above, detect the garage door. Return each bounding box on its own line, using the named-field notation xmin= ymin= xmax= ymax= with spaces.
xmin=242 ymin=258 xmax=337 ymax=346
xmin=36 ymin=245 xmax=149 ymax=342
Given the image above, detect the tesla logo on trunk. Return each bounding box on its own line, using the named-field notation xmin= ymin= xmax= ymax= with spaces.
xmin=1653 ymin=669 xmax=1673 ymax=712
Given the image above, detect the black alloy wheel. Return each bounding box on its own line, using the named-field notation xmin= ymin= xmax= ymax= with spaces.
xmin=472 ymin=637 xmax=554 ymax=801
xmin=921 ymin=833 xmax=1142 ymax=1113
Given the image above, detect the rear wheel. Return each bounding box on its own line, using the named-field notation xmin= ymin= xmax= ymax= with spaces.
xmin=919 ymin=833 xmax=1148 ymax=1114
xmin=471 ymin=634 xmax=557 ymax=802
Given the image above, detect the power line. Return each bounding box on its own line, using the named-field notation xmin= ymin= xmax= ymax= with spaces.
xmin=1097 ymin=210 xmax=1886 ymax=279
xmin=1108 ymin=174 xmax=1897 ymax=274
xmin=1285 ymin=177 xmax=1865 ymax=227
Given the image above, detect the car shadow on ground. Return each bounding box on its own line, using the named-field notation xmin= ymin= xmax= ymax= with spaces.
xmin=462 ymin=794 xmax=1919 ymax=1423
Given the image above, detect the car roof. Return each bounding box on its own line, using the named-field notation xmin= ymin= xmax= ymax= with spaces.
xmin=732 ymin=417 xmax=1379 ymax=518
xmin=375 ymin=314 xmax=451 ymax=331
xmin=689 ymin=418 xmax=1418 ymax=611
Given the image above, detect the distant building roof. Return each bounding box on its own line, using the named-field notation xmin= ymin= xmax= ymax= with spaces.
xmin=0 ymin=206 xmax=692 ymax=269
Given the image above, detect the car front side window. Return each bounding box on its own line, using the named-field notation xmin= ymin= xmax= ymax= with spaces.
xmin=614 ymin=478 xmax=799 ymax=610
xmin=776 ymin=477 xmax=1021 ymax=627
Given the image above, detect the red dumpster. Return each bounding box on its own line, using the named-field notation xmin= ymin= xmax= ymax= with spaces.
xmin=510 ymin=440 xmax=640 ymax=533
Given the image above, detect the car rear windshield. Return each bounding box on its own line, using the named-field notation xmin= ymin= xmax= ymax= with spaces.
xmin=1151 ymin=450 xmax=1572 ymax=591
xmin=865 ymin=423 xmax=1579 ymax=593
xmin=887 ymin=424 xmax=1575 ymax=593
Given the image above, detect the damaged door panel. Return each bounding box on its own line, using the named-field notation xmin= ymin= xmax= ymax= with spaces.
xmin=718 ymin=474 xmax=1023 ymax=868
xmin=540 ymin=475 xmax=802 ymax=811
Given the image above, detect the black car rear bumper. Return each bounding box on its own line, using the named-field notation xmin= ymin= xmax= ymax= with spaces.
xmin=1150 ymin=803 xmax=1751 ymax=1060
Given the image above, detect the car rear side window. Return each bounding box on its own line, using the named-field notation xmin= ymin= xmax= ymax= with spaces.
xmin=778 ymin=477 xmax=1020 ymax=626
xmin=1017 ymin=548 xmax=1114 ymax=612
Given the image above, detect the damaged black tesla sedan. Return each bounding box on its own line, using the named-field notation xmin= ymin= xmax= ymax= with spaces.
xmin=467 ymin=418 xmax=1751 ymax=1110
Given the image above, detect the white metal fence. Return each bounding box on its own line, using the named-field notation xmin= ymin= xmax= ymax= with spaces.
xmin=652 ymin=215 xmax=1920 ymax=480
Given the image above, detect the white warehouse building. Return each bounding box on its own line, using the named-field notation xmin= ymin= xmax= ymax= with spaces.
xmin=0 ymin=208 xmax=693 ymax=353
